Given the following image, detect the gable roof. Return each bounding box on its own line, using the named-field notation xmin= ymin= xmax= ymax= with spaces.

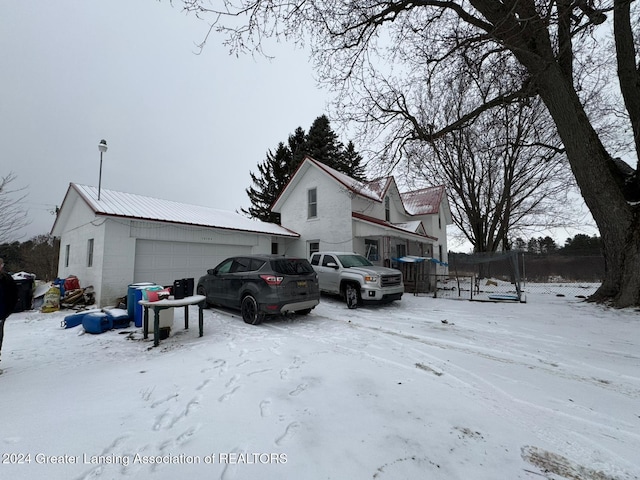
xmin=276 ymin=156 xmax=447 ymax=217
xmin=400 ymin=186 xmax=446 ymax=215
xmin=51 ymin=183 xmax=299 ymax=237
xmin=306 ymin=157 xmax=392 ymax=202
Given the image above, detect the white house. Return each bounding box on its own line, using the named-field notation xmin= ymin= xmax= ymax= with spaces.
xmin=51 ymin=183 xmax=300 ymax=307
xmin=272 ymin=156 xmax=453 ymax=271
xmin=51 ymin=158 xmax=452 ymax=306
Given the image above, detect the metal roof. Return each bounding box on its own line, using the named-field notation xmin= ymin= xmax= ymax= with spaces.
xmin=66 ymin=183 xmax=299 ymax=237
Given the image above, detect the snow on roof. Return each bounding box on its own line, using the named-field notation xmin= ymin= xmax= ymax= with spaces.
xmin=71 ymin=183 xmax=298 ymax=237
xmin=308 ymin=158 xmax=388 ymax=201
xmin=308 ymin=158 xmax=445 ymax=216
xmin=400 ymin=186 xmax=445 ymax=215
xmin=393 ymin=220 xmax=424 ymax=233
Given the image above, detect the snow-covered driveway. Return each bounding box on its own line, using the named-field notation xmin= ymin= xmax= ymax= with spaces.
xmin=1 ymin=293 xmax=638 ymax=480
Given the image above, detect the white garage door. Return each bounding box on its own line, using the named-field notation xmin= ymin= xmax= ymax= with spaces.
xmin=133 ymin=240 xmax=252 ymax=287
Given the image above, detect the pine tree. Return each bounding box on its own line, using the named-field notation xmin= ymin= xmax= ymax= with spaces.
xmin=242 ymin=142 xmax=292 ymax=223
xmin=341 ymin=141 xmax=366 ymax=181
xmin=304 ymin=115 xmax=344 ymax=171
xmin=287 ymin=126 xmax=307 ymax=177
xmin=243 ymin=115 xmax=367 ymax=223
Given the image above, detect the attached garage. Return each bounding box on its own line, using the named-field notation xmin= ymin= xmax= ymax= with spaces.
xmin=133 ymin=240 xmax=252 ymax=286
xmin=51 ymin=183 xmax=299 ymax=307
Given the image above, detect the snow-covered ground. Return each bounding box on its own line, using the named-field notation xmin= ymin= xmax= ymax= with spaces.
xmin=0 ymin=290 xmax=638 ymax=480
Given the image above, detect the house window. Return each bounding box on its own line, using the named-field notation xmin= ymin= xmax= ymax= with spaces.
xmin=271 ymin=242 xmax=279 ymax=254
xmin=65 ymin=244 xmax=70 ymax=268
xmin=438 ymin=244 xmax=443 ymax=261
xmin=396 ymin=243 xmax=407 ymax=258
xmin=308 ymin=188 xmax=317 ymax=218
xmin=309 ymin=241 xmax=319 ymax=257
xmin=87 ymin=238 xmax=94 ymax=267
xmin=439 ymin=213 xmax=442 ymax=229
xmin=365 ymin=239 xmax=379 ymax=261
xmin=385 ymin=197 xmax=390 ymax=222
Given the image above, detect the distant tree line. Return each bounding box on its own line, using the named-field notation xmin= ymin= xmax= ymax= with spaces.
xmin=0 ymin=235 xmax=60 ymax=281
xmin=450 ymin=234 xmax=604 ymax=283
xmin=512 ymin=234 xmax=603 ymax=256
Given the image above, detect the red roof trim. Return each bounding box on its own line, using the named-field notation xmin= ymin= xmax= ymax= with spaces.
xmin=352 ymin=212 xmax=438 ymax=241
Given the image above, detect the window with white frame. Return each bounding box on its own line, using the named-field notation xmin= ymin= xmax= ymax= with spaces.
xmin=308 ymin=188 xmax=317 ymax=218
xmin=309 ymin=241 xmax=319 ymax=257
xmin=87 ymin=238 xmax=94 ymax=267
xmin=385 ymin=196 xmax=390 ymax=221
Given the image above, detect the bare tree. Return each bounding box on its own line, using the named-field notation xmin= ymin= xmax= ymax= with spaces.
xmin=0 ymin=172 xmax=30 ymax=243
xmin=179 ymin=1 xmax=640 ymax=307
xmin=402 ymin=82 xmax=574 ymax=253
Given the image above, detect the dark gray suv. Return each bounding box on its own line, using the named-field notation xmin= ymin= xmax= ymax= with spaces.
xmin=197 ymin=255 xmax=320 ymax=325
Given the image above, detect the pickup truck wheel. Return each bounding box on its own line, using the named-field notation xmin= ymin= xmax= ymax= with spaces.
xmin=345 ymin=284 xmax=360 ymax=309
xmin=241 ymin=294 xmax=264 ymax=325
xmin=296 ymin=308 xmax=312 ymax=315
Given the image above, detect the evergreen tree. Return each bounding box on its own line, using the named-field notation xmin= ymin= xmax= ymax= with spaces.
xmin=561 ymin=234 xmax=603 ymax=256
xmin=287 ymin=127 xmax=308 ymax=177
xmin=342 ymin=141 xmax=366 ymax=181
xmin=244 ymin=114 xmax=366 ymax=223
xmin=242 ymin=142 xmax=292 ymax=223
xmin=304 ymin=115 xmax=344 ymax=171
xmin=527 ymin=238 xmax=539 ymax=254
xmin=514 ymin=237 xmax=527 ymax=251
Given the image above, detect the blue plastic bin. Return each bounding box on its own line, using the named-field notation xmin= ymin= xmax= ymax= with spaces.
xmin=62 ymin=309 xmax=101 ymax=329
xmin=127 ymin=282 xmax=154 ymax=327
xmin=104 ymin=309 xmax=131 ymax=329
xmin=82 ymin=312 xmax=113 ymax=334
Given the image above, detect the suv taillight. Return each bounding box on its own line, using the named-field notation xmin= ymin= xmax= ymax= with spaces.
xmin=260 ymin=274 xmax=284 ymax=286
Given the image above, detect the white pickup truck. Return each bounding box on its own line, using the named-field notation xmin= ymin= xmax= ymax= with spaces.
xmin=309 ymin=252 xmax=404 ymax=308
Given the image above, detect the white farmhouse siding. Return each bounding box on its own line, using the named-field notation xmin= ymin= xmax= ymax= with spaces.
xmin=52 ymin=184 xmax=298 ymax=307
xmin=101 ymin=218 xmax=136 ymax=305
xmin=272 ymin=156 xmax=454 ymax=293
xmin=276 ymin=162 xmax=354 ymax=257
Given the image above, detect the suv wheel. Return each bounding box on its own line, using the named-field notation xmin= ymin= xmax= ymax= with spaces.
xmin=197 ymin=285 xmax=210 ymax=308
xmin=241 ymin=295 xmax=264 ymax=325
xmin=345 ymin=283 xmax=360 ymax=309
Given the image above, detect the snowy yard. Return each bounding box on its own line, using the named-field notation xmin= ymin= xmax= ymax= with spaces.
xmin=0 ymin=290 xmax=638 ymax=480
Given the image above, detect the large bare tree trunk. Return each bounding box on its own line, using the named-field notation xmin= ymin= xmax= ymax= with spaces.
xmin=534 ymin=65 xmax=640 ymax=307
xmin=470 ymin=0 xmax=640 ymax=307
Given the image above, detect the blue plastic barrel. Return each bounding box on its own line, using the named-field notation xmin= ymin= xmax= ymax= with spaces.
xmin=127 ymin=282 xmax=154 ymax=326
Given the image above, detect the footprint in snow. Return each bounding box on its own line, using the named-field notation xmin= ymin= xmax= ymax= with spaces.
xmin=275 ymin=422 xmax=301 ymax=446
xmin=289 ymin=384 xmax=308 ymax=396
xmin=218 ymin=386 xmax=240 ymax=402
xmin=259 ymin=399 xmax=272 ymax=418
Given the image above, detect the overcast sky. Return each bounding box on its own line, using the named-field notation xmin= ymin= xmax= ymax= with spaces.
xmin=1 ymin=1 xmax=329 ymax=241
xmin=1 ymin=2 xmax=601 ymax=252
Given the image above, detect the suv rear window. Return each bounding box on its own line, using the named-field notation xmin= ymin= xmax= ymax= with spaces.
xmin=271 ymin=258 xmax=315 ymax=275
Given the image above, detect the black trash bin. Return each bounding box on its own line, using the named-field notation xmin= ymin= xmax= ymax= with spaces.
xmin=13 ymin=278 xmax=34 ymax=313
xmin=173 ymin=279 xmax=186 ymax=299
xmin=184 ymin=278 xmax=194 ymax=297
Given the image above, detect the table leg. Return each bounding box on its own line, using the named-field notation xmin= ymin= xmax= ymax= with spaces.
xmin=143 ymin=306 xmax=149 ymax=340
xmin=184 ymin=305 xmax=189 ymax=330
xmin=154 ymin=309 xmax=160 ymax=347
xmin=199 ymin=305 xmax=203 ymax=337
